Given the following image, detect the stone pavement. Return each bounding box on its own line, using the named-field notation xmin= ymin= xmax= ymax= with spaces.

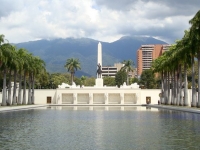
xmin=148 ymin=104 xmax=200 ymax=114
xmin=0 ymin=105 xmax=47 ymax=112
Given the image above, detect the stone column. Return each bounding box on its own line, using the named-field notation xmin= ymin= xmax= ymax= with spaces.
xmin=136 ymin=92 xmax=140 ymax=104
xmin=57 ymin=94 xmax=62 ymax=104
xmin=104 ymin=93 xmax=108 ymax=104
xmin=89 ymin=93 xmax=93 ymax=104
xmin=120 ymin=93 xmax=124 ymax=104
xmin=73 ymin=93 xmax=77 ymax=104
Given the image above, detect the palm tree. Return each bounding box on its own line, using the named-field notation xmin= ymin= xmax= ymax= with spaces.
xmin=187 ymin=31 xmax=198 ymax=107
xmin=5 ymin=47 xmax=25 ymax=106
xmin=0 ymin=34 xmax=5 ymax=44
xmin=17 ymin=48 xmax=27 ymax=105
xmin=0 ymin=34 xmax=5 ymax=68
xmin=11 ymin=47 xmax=20 ymax=105
xmin=180 ymin=31 xmax=191 ymax=106
xmin=151 ymin=55 xmax=165 ymax=103
xmin=152 ymin=43 xmax=183 ymax=105
xmin=0 ymin=35 xmax=7 ymax=106
xmin=121 ymin=60 xmax=134 ymax=85
xmin=31 ymin=56 xmax=45 ymax=104
xmin=155 ymin=51 xmax=171 ymax=105
xmin=150 ymin=10 xmax=200 ymax=107
xmin=22 ymin=52 xmax=32 ymax=105
xmin=173 ymin=41 xmax=184 ymax=106
xmin=0 ymin=34 xmax=47 ymax=106
xmin=27 ymin=54 xmax=34 ymax=105
xmin=0 ymin=43 xmax=13 ymax=106
xmin=64 ymin=58 xmax=81 ymax=85
xmin=189 ymin=10 xmax=200 ymax=107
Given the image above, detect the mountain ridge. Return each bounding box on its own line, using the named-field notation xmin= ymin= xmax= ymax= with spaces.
xmin=15 ymin=36 xmax=168 ymax=77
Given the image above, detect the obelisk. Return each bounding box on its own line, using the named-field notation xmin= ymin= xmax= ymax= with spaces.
xmin=95 ymin=42 xmax=103 ymax=87
xmin=97 ymin=42 xmax=102 ymax=78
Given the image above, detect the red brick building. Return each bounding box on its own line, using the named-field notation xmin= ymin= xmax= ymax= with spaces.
xmin=137 ymin=44 xmax=170 ymax=77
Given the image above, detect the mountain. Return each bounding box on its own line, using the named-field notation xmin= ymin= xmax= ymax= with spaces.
xmin=15 ymin=36 xmax=167 ymax=77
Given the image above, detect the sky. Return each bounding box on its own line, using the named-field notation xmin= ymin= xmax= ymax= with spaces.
xmin=0 ymin=0 xmax=199 ymax=44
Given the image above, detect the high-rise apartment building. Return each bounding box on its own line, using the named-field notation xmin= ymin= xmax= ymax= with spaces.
xmin=137 ymin=44 xmax=170 ymax=77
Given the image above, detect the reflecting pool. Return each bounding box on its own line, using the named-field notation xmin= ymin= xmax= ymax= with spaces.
xmin=0 ymin=106 xmax=200 ymax=150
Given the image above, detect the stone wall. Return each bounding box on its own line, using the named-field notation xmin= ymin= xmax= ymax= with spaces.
xmin=0 ymin=89 xmax=193 ymax=106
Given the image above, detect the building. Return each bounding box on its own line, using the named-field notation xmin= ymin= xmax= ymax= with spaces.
xmin=102 ymin=66 xmax=117 ymax=77
xmin=102 ymin=63 xmax=137 ymax=78
xmin=102 ymin=63 xmax=124 ymax=77
xmin=137 ymin=44 xmax=170 ymax=77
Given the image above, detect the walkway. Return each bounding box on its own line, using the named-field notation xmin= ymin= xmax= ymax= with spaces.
xmin=148 ymin=104 xmax=200 ymax=114
xmin=0 ymin=105 xmax=47 ymax=112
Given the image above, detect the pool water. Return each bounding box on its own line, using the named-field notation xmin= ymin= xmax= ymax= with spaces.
xmin=0 ymin=106 xmax=200 ymax=150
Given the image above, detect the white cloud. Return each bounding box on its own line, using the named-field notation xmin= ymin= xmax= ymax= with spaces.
xmin=0 ymin=0 xmax=199 ymax=43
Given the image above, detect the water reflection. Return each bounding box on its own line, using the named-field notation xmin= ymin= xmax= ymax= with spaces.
xmin=0 ymin=106 xmax=200 ymax=149
xmin=48 ymin=106 xmax=158 ymax=111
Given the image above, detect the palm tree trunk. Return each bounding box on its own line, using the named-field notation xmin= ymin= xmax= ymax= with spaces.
xmin=176 ymin=65 xmax=180 ymax=105
xmin=12 ymin=70 xmax=17 ymax=105
xmin=184 ymin=63 xmax=188 ymax=106
xmin=31 ymin=73 xmax=35 ymax=104
xmin=161 ymin=71 xmax=164 ymax=104
xmin=22 ymin=71 xmax=26 ymax=105
xmin=170 ymin=71 xmax=174 ymax=105
xmin=179 ymin=65 xmax=183 ymax=106
xmin=127 ymin=72 xmax=129 ymax=85
xmin=164 ymin=71 xmax=168 ymax=104
xmin=173 ymin=69 xmax=177 ymax=105
xmin=71 ymin=72 xmax=74 ymax=85
xmin=2 ymin=68 xmax=7 ymax=106
xmin=191 ymin=57 xmax=197 ymax=107
xmin=197 ymin=52 xmax=200 ymax=107
xmin=167 ymin=71 xmax=171 ymax=105
xmin=166 ymin=71 xmax=169 ymax=104
xmin=17 ymin=73 xmax=22 ymax=105
xmin=27 ymin=74 xmax=32 ymax=105
xmin=7 ymin=68 xmax=12 ymax=105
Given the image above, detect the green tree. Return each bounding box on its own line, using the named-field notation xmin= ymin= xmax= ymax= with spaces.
xmin=189 ymin=10 xmax=200 ymax=107
xmin=27 ymin=54 xmax=34 ymax=105
xmin=80 ymin=76 xmax=86 ymax=86
xmin=50 ymin=73 xmax=68 ymax=88
xmin=64 ymin=58 xmax=81 ymax=85
xmin=85 ymin=77 xmax=95 ymax=86
xmin=6 ymin=45 xmax=16 ymax=105
xmin=17 ymin=48 xmax=27 ymax=104
xmin=121 ymin=60 xmax=134 ymax=85
xmin=0 ymin=43 xmax=13 ymax=106
xmin=11 ymin=46 xmax=20 ymax=105
xmin=36 ymin=71 xmax=50 ymax=89
xmin=139 ymin=69 xmax=157 ymax=89
xmin=115 ymin=70 xmax=127 ymax=88
xmin=74 ymin=77 xmax=81 ymax=86
xmin=22 ymin=52 xmax=32 ymax=105
xmin=103 ymin=76 xmax=115 ymax=86
xmin=130 ymin=77 xmax=139 ymax=84
xmin=31 ymin=56 xmax=46 ymax=104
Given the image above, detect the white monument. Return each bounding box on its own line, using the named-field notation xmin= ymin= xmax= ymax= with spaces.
xmin=95 ymin=42 xmax=103 ymax=87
